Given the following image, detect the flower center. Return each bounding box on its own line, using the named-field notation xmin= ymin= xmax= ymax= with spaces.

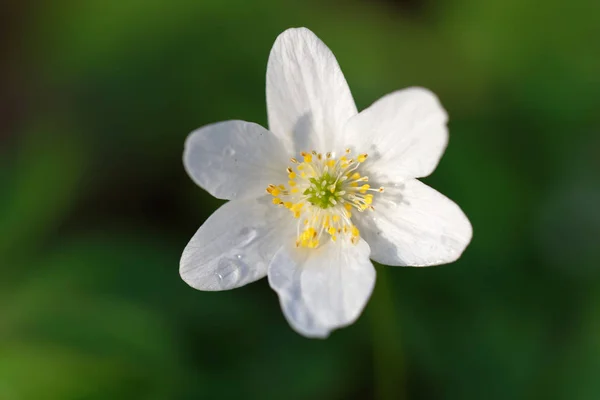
xmin=304 ymin=172 xmax=341 ymax=209
xmin=266 ymin=149 xmax=384 ymax=249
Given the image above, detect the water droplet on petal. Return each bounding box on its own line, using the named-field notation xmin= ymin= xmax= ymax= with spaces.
xmin=237 ymin=227 xmax=258 ymax=247
xmin=215 ymin=257 xmax=248 ymax=289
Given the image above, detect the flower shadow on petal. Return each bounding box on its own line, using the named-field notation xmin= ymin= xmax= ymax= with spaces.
xmin=356 ymin=184 xmax=411 ymax=265
xmin=291 ymin=111 xmax=314 ymax=153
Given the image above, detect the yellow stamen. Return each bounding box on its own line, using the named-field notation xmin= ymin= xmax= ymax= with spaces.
xmin=267 ymin=148 xmax=380 ymax=248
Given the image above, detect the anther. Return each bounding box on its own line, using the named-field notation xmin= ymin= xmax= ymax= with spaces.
xmin=269 ymin=148 xmax=380 ymax=248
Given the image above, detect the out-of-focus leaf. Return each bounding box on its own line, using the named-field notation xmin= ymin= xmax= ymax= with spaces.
xmin=557 ymin=288 xmax=600 ymax=400
xmin=0 ymin=123 xmax=85 ymax=263
xmin=1 ymin=234 xmax=182 ymax=399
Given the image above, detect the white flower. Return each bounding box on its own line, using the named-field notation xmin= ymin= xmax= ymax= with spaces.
xmin=180 ymin=27 xmax=472 ymax=338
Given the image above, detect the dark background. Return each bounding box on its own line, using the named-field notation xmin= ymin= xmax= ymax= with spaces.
xmin=1 ymin=0 xmax=599 ymax=399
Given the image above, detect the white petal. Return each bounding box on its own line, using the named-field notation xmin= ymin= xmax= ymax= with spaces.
xmin=267 ymin=248 xmax=331 ymax=338
xmin=180 ymin=197 xmax=294 ymax=291
xmin=268 ymin=239 xmax=375 ymax=337
xmin=356 ymin=179 xmax=472 ymax=267
xmin=184 ymin=120 xmax=289 ymax=200
xmin=266 ymin=27 xmax=357 ymax=153
xmin=344 ymin=87 xmax=448 ymax=180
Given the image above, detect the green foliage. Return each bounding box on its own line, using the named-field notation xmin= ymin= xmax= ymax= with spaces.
xmin=1 ymin=0 xmax=599 ymax=398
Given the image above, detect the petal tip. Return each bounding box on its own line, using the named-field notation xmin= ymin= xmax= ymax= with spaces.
xmin=276 ymin=26 xmax=317 ymax=39
xmin=401 ymin=86 xmax=449 ymax=123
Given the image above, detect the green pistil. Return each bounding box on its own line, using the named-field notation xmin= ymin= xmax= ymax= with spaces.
xmin=304 ymin=173 xmax=342 ymax=209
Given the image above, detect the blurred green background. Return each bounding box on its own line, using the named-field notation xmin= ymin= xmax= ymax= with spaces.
xmin=1 ymin=0 xmax=599 ymax=399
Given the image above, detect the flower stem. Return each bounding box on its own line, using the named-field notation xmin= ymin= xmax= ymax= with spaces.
xmin=371 ymin=265 xmax=406 ymax=400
